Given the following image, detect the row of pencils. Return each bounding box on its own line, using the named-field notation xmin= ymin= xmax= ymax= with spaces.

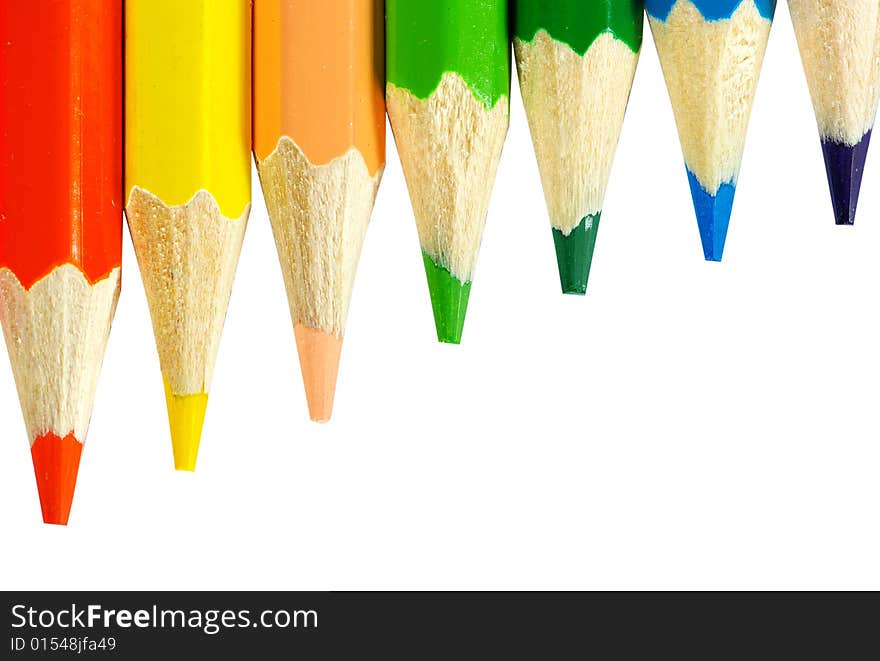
xmin=1 ymin=1 xmax=878 ymax=525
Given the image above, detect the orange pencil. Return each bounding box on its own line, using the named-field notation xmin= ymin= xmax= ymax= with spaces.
xmin=254 ymin=0 xmax=385 ymax=422
xmin=0 ymin=2 xmax=122 ymax=524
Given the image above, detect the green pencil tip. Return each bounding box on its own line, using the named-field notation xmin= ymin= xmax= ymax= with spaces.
xmin=552 ymin=213 xmax=600 ymax=295
xmin=421 ymin=252 xmax=471 ymax=344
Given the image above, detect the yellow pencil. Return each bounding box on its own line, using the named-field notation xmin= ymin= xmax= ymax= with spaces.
xmin=125 ymin=1 xmax=251 ymax=470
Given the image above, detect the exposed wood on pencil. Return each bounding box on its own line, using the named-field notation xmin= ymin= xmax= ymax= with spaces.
xmin=0 ymin=267 xmax=120 ymax=446
xmin=650 ymin=1 xmax=771 ymax=190
xmin=258 ymin=142 xmax=381 ymax=330
xmin=387 ymin=74 xmax=509 ymax=287
xmin=517 ymin=32 xmax=639 ymax=234
xmin=126 ymin=188 xmax=249 ymax=397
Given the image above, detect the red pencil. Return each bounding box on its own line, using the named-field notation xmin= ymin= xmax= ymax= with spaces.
xmin=0 ymin=1 xmax=122 ymax=524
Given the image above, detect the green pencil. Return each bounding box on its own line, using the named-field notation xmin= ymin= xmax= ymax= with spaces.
xmin=514 ymin=0 xmax=643 ymax=294
xmin=386 ymin=0 xmax=509 ymax=344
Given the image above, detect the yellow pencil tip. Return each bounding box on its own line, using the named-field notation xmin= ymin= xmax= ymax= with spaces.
xmin=163 ymin=379 xmax=208 ymax=472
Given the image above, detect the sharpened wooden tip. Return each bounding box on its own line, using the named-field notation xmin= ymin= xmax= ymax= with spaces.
xmin=30 ymin=432 xmax=84 ymax=526
xmin=294 ymin=325 xmax=343 ymax=423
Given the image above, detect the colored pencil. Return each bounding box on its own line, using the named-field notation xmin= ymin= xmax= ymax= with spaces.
xmin=125 ymin=1 xmax=251 ymax=470
xmin=0 ymin=1 xmax=122 ymax=524
xmin=789 ymin=1 xmax=880 ymax=226
xmin=254 ymin=1 xmax=385 ymax=422
xmin=646 ymin=0 xmax=776 ymax=261
xmin=514 ymin=1 xmax=644 ymax=294
xmin=386 ymin=0 xmax=510 ymax=344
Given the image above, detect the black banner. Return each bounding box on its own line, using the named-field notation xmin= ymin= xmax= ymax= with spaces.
xmin=3 ymin=592 xmax=878 ymax=657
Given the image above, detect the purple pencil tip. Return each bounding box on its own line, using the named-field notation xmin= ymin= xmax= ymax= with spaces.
xmin=821 ymin=130 xmax=871 ymax=226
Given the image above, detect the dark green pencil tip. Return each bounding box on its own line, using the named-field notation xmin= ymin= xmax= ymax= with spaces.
xmin=421 ymin=252 xmax=472 ymax=344
xmin=552 ymin=213 xmax=600 ymax=295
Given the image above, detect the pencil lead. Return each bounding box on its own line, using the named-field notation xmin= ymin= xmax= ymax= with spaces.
xmin=422 ymin=252 xmax=471 ymax=345
xmin=687 ymin=170 xmax=735 ymax=263
xmin=821 ymin=131 xmax=871 ymax=226
xmin=31 ymin=432 xmax=83 ymax=526
xmin=294 ymin=325 xmax=342 ymax=423
xmin=163 ymin=379 xmax=207 ymax=472
xmin=552 ymin=213 xmax=600 ymax=295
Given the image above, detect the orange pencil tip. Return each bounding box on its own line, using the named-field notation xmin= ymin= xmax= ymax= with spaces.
xmin=30 ymin=433 xmax=84 ymax=526
xmin=293 ymin=325 xmax=343 ymax=423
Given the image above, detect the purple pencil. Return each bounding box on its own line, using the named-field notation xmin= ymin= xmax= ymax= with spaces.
xmin=789 ymin=1 xmax=880 ymax=225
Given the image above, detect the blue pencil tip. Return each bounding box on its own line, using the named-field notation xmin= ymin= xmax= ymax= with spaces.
xmin=686 ymin=169 xmax=735 ymax=262
xmin=821 ymin=130 xmax=871 ymax=226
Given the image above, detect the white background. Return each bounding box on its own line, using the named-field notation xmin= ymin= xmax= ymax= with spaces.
xmin=2 ymin=7 xmax=879 ymax=590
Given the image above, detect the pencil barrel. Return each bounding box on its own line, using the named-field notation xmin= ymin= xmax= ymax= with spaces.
xmin=513 ymin=0 xmax=643 ymax=294
xmin=0 ymin=0 xmax=123 ymax=524
xmin=386 ymin=0 xmax=510 ymax=343
xmin=125 ymin=0 xmax=252 ymax=469
xmin=253 ymin=0 xmax=385 ymax=422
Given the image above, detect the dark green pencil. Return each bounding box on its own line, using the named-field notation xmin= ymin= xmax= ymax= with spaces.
xmin=513 ymin=0 xmax=643 ymax=294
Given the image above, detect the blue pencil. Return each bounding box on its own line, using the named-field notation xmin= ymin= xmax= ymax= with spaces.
xmin=646 ymin=0 xmax=776 ymax=261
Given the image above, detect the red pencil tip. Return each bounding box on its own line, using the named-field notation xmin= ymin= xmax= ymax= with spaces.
xmin=30 ymin=432 xmax=84 ymax=526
